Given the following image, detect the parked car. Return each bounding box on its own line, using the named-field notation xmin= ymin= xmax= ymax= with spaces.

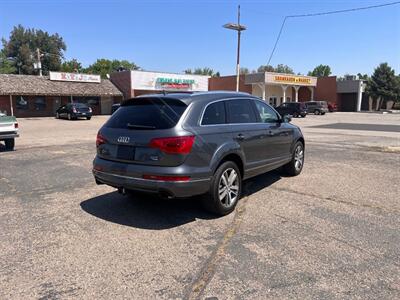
xmin=305 ymin=101 xmax=328 ymax=115
xmin=0 ymin=113 xmax=19 ymax=150
xmin=56 ymin=103 xmax=92 ymax=120
xmin=328 ymin=102 xmax=337 ymax=112
xmin=111 ymin=103 xmax=120 ymax=114
xmin=275 ymin=102 xmax=307 ymax=118
xmin=92 ymin=92 xmax=305 ymax=216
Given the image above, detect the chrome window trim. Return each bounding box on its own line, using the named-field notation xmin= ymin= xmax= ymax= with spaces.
xmin=199 ymin=97 xmax=281 ymax=127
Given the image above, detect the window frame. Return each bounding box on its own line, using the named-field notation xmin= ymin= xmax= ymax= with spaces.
xmin=225 ymin=98 xmax=258 ymax=124
xmin=253 ymin=99 xmax=280 ymax=124
xmin=200 ymin=97 xmax=279 ymax=127
xmin=200 ymin=100 xmax=227 ymax=126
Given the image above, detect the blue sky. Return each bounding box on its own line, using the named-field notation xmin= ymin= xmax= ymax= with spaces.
xmin=0 ymin=0 xmax=399 ymax=76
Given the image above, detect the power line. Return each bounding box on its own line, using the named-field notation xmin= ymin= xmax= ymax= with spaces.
xmin=266 ymin=1 xmax=400 ymax=66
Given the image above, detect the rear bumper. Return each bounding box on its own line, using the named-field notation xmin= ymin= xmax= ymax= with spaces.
xmin=73 ymin=112 xmax=92 ymax=118
xmin=92 ymin=157 xmax=211 ymax=198
xmin=0 ymin=133 xmax=19 ymax=140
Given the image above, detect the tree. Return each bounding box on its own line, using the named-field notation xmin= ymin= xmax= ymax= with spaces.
xmin=308 ymin=64 xmax=331 ymax=77
xmin=85 ymin=59 xmax=139 ymax=78
xmin=357 ymin=73 xmax=369 ymax=80
xmin=274 ymin=64 xmax=294 ymax=74
xmin=60 ymin=59 xmax=82 ymax=73
xmin=257 ymin=65 xmax=275 ymax=72
xmin=0 ymin=50 xmax=16 ymax=74
xmin=1 ymin=25 xmax=66 ymax=75
xmin=367 ymin=63 xmax=398 ymax=109
xmin=239 ymin=67 xmax=250 ymax=74
xmin=257 ymin=64 xmax=294 ymax=74
xmin=184 ymin=67 xmax=220 ymax=77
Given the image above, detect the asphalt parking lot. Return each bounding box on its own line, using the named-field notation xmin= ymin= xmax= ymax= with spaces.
xmin=0 ymin=112 xmax=399 ymax=299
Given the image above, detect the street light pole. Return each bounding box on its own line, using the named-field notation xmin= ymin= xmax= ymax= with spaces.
xmin=224 ymin=5 xmax=246 ymax=92
xmin=236 ymin=5 xmax=241 ymax=92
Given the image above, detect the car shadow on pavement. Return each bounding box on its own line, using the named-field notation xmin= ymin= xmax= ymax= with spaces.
xmin=80 ymin=191 xmax=216 ymax=230
xmin=80 ymin=171 xmax=282 ymax=230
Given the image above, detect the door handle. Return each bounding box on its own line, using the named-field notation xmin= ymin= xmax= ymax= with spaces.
xmin=236 ymin=134 xmax=245 ymax=141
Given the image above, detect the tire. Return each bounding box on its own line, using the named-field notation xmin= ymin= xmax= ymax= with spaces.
xmin=283 ymin=141 xmax=304 ymax=176
xmin=293 ymin=112 xmax=299 ymax=118
xmin=5 ymin=138 xmax=15 ymax=151
xmin=314 ymin=109 xmax=320 ymax=115
xmin=301 ymin=114 xmax=306 ymax=118
xmin=202 ymin=161 xmax=242 ymax=216
xmin=86 ymin=117 xmax=91 ymax=120
xmin=55 ymin=112 xmax=60 ymax=119
xmin=67 ymin=113 xmax=72 ymax=120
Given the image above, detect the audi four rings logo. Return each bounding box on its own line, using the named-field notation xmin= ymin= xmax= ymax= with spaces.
xmin=117 ymin=136 xmax=130 ymax=143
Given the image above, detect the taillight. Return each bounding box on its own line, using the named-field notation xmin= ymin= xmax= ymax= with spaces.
xmin=149 ymin=136 xmax=195 ymax=154
xmin=14 ymin=123 xmax=18 ymax=129
xmin=142 ymin=175 xmax=190 ymax=181
xmin=88 ymin=107 xmax=92 ymax=113
xmin=96 ymin=132 xmax=107 ymax=147
xmin=72 ymin=107 xmax=77 ymax=113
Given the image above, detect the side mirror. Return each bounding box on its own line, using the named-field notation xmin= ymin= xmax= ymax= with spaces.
xmin=283 ymin=115 xmax=292 ymax=123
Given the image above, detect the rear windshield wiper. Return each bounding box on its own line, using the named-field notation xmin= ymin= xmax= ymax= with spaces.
xmin=127 ymin=123 xmax=156 ymax=130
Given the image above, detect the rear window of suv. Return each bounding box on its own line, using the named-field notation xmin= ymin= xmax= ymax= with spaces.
xmin=105 ymin=98 xmax=187 ymax=130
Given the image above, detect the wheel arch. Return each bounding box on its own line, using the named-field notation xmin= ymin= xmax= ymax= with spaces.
xmin=214 ymin=152 xmax=244 ymax=179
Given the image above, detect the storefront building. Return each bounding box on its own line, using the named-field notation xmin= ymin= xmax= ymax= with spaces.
xmin=110 ymin=70 xmax=210 ymax=99
xmin=209 ymin=72 xmax=317 ymax=107
xmin=0 ymin=72 xmax=123 ymax=117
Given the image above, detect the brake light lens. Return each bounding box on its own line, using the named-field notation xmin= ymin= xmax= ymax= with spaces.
xmin=96 ymin=132 xmax=107 ymax=147
xmin=14 ymin=123 xmax=18 ymax=129
xmin=149 ymin=136 xmax=195 ymax=154
xmin=72 ymin=107 xmax=77 ymax=113
xmin=142 ymin=175 xmax=190 ymax=181
xmin=88 ymin=107 xmax=92 ymax=113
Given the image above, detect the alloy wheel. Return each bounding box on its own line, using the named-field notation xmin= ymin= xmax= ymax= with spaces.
xmin=218 ymin=168 xmax=239 ymax=208
xmin=294 ymin=144 xmax=304 ymax=171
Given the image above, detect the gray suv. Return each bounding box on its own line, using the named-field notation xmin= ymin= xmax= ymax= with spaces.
xmin=305 ymin=101 xmax=328 ymax=115
xmin=93 ymin=92 xmax=305 ymax=215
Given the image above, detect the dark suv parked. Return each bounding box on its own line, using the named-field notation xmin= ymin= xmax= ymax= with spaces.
xmin=275 ymin=102 xmax=307 ymax=118
xmin=93 ymin=92 xmax=305 ymax=215
xmin=56 ymin=103 xmax=92 ymax=120
xmin=305 ymin=101 xmax=328 ymax=115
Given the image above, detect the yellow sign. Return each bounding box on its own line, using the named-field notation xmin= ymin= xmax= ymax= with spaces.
xmin=274 ymin=75 xmax=311 ymax=84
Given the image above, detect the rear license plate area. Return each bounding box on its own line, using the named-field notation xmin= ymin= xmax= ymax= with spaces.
xmin=117 ymin=145 xmax=135 ymax=160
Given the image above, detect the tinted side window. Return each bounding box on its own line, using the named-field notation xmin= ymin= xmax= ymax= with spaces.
xmin=201 ymin=101 xmax=226 ymax=125
xmin=226 ymin=99 xmax=257 ymax=124
xmin=254 ymin=101 xmax=279 ymax=123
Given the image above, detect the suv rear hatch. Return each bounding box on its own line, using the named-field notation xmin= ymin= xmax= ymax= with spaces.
xmin=97 ymin=97 xmax=194 ymax=167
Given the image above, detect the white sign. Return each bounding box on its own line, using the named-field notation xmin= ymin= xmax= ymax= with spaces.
xmin=130 ymin=70 xmax=209 ymax=92
xmin=49 ymin=72 xmax=101 ymax=83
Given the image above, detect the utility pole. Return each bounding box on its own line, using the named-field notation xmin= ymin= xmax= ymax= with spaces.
xmin=236 ymin=5 xmax=241 ymax=92
xmin=223 ymin=5 xmax=246 ymax=92
xmin=36 ymin=48 xmax=42 ymax=76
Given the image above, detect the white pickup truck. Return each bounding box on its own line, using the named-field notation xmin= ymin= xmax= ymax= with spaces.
xmin=0 ymin=113 xmax=19 ymax=150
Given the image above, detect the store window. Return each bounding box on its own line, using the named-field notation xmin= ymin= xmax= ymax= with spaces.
xmin=73 ymin=97 xmax=100 ymax=107
xmin=16 ymin=96 xmax=29 ymax=110
xmin=34 ymin=96 xmax=46 ymax=111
